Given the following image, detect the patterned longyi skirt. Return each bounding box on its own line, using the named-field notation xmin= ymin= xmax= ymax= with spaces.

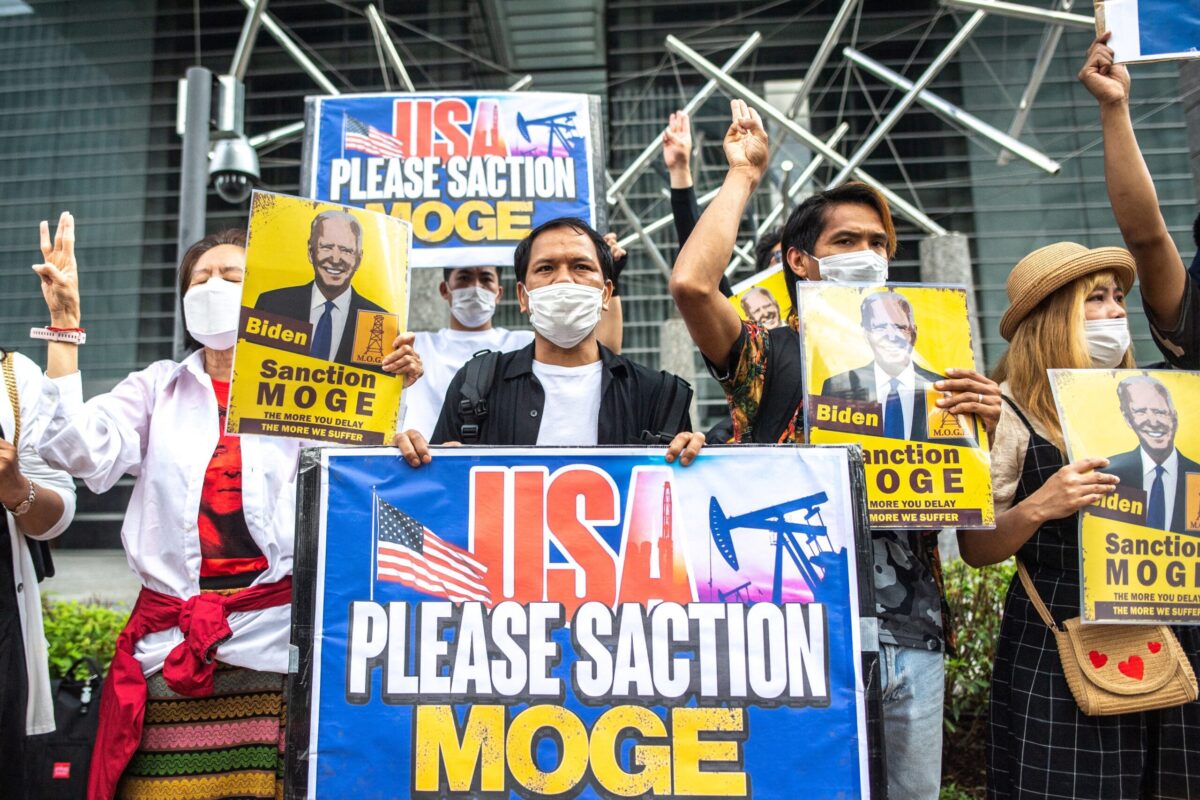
xmin=115 ymin=665 xmax=286 ymax=800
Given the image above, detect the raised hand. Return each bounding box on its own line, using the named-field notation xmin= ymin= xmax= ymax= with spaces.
xmin=33 ymin=212 xmax=80 ymax=327
xmin=1078 ymin=32 xmax=1130 ymax=107
xmin=662 ymin=110 xmax=693 ymax=175
xmin=722 ymin=99 xmax=768 ymax=183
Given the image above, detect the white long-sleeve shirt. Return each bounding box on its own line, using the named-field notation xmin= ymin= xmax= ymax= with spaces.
xmin=3 ymin=351 xmax=76 ymax=734
xmin=37 ymin=350 xmax=299 ymax=678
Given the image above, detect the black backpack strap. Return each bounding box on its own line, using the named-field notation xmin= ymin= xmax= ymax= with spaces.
xmin=457 ymin=350 xmax=500 ymax=443
xmin=640 ymin=373 xmax=693 ymax=445
xmin=753 ymin=324 xmax=805 ymax=444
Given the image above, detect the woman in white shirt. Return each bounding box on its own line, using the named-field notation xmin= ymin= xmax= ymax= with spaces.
xmin=0 ymin=348 xmax=75 ymax=799
xmin=31 ymin=214 xmax=418 ymax=800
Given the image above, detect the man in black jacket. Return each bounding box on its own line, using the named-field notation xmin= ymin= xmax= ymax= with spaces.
xmin=254 ymin=209 xmax=387 ymax=367
xmin=393 ymin=217 xmax=704 ymax=465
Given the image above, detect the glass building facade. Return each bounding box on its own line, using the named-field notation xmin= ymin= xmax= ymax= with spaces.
xmin=0 ymin=0 xmax=1193 ymax=546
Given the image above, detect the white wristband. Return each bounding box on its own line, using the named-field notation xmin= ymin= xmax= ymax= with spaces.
xmin=31 ymin=327 xmax=86 ymax=345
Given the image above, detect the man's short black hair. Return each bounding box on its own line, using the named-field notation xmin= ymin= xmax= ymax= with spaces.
xmin=513 ymin=217 xmax=613 ymax=285
xmin=780 ymin=182 xmax=896 ymax=310
xmin=1192 ymin=210 xmax=1200 ymax=250
xmin=443 ymin=266 xmax=500 ymax=282
xmin=754 ymin=228 xmax=783 ymax=273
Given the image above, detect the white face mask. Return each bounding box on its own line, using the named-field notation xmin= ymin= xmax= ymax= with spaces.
xmin=1085 ymin=317 xmax=1131 ymax=368
xmin=183 ymin=277 xmax=243 ymax=351
xmin=816 ymin=249 xmax=890 ymax=283
xmin=449 ymin=286 xmax=497 ymax=329
xmin=523 ymin=283 xmax=604 ymax=349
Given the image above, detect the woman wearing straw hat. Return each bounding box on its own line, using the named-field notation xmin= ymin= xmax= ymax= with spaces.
xmin=959 ymin=244 xmax=1200 ymax=797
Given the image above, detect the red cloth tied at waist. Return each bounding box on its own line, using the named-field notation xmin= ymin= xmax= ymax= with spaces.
xmin=87 ymin=577 xmax=292 ymax=800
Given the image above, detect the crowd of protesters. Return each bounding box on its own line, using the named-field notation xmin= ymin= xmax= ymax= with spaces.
xmin=3 ymin=32 xmax=1200 ymax=800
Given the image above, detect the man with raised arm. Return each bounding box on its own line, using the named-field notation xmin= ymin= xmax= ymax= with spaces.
xmin=1080 ymin=32 xmax=1200 ymax=368
xmin=669 ymin=99 xmax=1001 ymax=800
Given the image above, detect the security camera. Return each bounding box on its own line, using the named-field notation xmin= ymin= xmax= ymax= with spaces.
xmin=209 ymin=135 xmax=260 ymax=205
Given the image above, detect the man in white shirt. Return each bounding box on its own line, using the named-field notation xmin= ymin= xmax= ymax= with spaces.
xmin=404 ymin=266 xmax=533 ymax=438
xmin=254 ymin=210 xmax=386 ymax=367
xmin=1104 ymin=375 xmax=1200 ymax=533
xmin=819 ymin=290 xmax=945 ymax=442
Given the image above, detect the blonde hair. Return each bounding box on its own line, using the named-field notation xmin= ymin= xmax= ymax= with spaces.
xmin=993 ymin=269 xmax=1135 ymax=449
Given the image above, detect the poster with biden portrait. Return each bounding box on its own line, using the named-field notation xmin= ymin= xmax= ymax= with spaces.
xmin=1052 ymin=368 xmax=1200 ymax=623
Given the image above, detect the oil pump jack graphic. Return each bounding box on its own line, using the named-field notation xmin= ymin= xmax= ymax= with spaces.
xmin=516 ymin=110 xmax=583 ymax=157
xmin=708 ymin=491 xmax=840 ymax=604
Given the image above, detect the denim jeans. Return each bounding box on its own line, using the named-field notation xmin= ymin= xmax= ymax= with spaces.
xmin=880 ymin=642 xmax=944 ymax=800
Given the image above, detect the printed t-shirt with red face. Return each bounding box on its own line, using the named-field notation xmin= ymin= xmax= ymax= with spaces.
xmin=199 ymin=379 xmax=268 ymax=589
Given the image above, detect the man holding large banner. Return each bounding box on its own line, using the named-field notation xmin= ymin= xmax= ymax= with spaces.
xmin=392 ymin=217 xmax=701 ymax=463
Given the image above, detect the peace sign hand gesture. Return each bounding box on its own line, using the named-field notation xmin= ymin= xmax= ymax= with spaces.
xmin=722 ymin=99 xmax=769 ymax=184
xmin=33 ymin=212 xmax=80 ymax=328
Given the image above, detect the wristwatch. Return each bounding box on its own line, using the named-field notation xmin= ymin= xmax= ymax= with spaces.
xmin=4 ymin=478 xmax=36 ymax=516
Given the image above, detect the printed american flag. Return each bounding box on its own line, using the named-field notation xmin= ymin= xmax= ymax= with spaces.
xmin=374 ymin=494 xmax=492 ymax=605
xmin=343 ymin=115 xmax=405 ymax=158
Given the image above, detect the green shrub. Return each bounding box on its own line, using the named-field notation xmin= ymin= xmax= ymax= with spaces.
xmin=941 ymin=557 xmax=1015 ymax=798
xmin=939 ymin=782 xmax=979 ymax=800
xmin=41 ymin=598 xmax=129 ymax=680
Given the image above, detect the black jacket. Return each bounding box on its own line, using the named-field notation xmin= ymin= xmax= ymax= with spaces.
xmin=430 ymin=343 xmax=692 ymax=445
xmin=254 ymin=281 xmax=386 ymax=367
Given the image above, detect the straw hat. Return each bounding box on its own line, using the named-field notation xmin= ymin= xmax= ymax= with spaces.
xmin=999 ymin=242 xmax=1136 ymax=341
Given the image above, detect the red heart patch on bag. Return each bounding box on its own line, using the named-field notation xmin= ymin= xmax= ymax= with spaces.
xmin=1118 ymin=655 xmax=1144 ymax=680
xmin=1089 ymin=650 xmax=1108 ymax=669
xmin=1148 ymin=641 xmax=1162 ymax=654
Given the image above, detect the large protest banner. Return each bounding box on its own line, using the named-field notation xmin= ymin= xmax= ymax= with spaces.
xmin=798 ymin=283 xmax=994 ymax=529
xmin=228 ymin=191 xmax=411 ymax=445
xmin=301 ymin=92 xmax=605 ymax=268
xmin=1051 ymin=369 xmax=1200 ymax=623
xmin=287 ymin=446 xmax=883 ymax=799
xmin=729 ymin=265 xmax=790 ymax=331
xmin=1097 ymin=0 xmax=1200 ymax=64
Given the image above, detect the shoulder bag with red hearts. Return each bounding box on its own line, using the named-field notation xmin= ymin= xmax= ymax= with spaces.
xmin=1017 ymin=561 xmax=1198 ymax=716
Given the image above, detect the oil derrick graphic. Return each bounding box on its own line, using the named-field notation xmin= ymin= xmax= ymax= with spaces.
xmin=708 ymin=491 xmax=838 ymax=603
xmin=657 ymin=483 xmax=675 ymax=583
xmin=617 ymin=470 xmax=692 ymax=604
xmin=362 ymin=315 xmax=386 ymax=362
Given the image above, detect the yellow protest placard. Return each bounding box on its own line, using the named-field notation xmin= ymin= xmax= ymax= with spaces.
xmin=797 ymin=283 xmax=993 ymax=529
xmin=228 ymin=191 xmax=411 ymax=445
xmin=1051 ymin=369 xmax=1200 ymax=623
xmin=729 ymin=265 xmax=791 ymax=330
